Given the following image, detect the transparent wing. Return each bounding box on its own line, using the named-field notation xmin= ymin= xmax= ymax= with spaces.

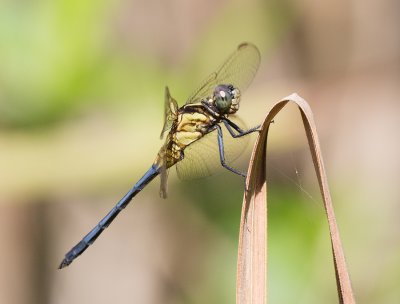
xmin=160 ymin=86 xmax=178 ymax=139
xmin=176 ymin=116 xmax=252 ymax=180
xmin=186 ymin=43 xmax=261 ymax=105
xmin=158 ymin=134 xmax=172 ymax=198
xmin=159 ymin=164 xmax=169 ymax=198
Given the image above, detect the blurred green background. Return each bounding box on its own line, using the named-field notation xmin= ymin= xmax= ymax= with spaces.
xmin=1 ymin=0 xmax=399 ymax=303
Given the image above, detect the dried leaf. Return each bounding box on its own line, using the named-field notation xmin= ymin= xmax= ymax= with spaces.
xmin=236 ymin=93 xmax=355 ymax=304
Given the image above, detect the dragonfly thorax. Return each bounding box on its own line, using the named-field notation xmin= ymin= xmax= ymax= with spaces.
xmin=212 ymin=84 xmax=240 ymax=115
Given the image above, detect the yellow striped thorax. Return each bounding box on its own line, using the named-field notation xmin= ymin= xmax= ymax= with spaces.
xmin=155 ymin=84 xmax=241 ymax=170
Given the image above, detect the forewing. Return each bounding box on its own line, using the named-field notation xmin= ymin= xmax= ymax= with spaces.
xmin=186 ymin=43 xmax=261 ymax=105
xmin=176 ymin=116 xmax=251 ymax=180
xmin=160 ymin=86 xmax=178 ymax=139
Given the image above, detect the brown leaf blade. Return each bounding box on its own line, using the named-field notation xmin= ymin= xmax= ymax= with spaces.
xmin=236 ymin=93 xmax=355 ymax=304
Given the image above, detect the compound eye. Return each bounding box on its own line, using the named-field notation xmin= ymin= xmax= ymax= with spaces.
xmin=214 ymin=85 xmax=233 ymax=113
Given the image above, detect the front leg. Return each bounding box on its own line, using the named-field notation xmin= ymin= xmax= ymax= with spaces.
xmin=214 ymin=124 xmax=246 ymax=177
xmin=201 ymin=100 xmax=220 ymax=117
xmin=222 ymin=119 xmax=261 ymax=138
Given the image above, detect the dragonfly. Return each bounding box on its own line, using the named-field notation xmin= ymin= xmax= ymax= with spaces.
xmin=59 ymin=42 xmax=261 ymax=269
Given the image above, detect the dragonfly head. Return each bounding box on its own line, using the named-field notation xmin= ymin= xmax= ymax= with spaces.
xmin=213 ymin=84 xmax=241 ymax=115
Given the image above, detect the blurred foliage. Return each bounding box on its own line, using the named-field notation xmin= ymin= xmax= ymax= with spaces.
xmin=0 ymin=0 xmax=294 ymax=129
xmin=0 ymin=0 xmax=155 ymax=128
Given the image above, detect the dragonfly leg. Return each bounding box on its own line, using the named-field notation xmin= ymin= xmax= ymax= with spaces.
xmin=215 ymin=124 xmax=247 ymax=177
xmin=222 ymin=119 xmax=260 ymax=138
xmin=201 ymin=100 xmax=220 ymax=117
